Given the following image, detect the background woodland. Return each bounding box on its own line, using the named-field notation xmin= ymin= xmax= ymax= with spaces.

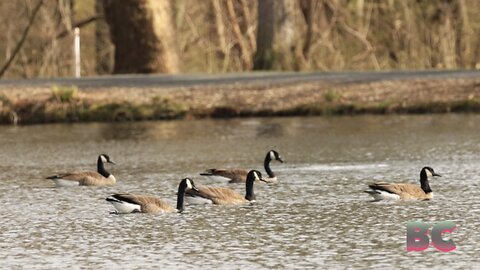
xmin=0 ymin=0 xmax=479 ymax=79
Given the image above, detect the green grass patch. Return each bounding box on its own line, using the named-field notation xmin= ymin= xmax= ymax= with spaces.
xmin=151 ymin=97 xmax=187 ymax=119
xmin=51 ymin=85 xmax=78 ymax=103
xmin=0 ymin=94 xmax=10 ymax=106
xmin=323 ymin=89 xmax=342 ymax=102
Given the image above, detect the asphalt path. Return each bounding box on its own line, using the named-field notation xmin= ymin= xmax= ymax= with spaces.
xmin=0 ymin=70 xmax=479 ymax=89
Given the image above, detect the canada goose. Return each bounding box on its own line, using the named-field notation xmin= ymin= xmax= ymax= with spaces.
xmin=364 ymin=167 xmax=441 ymax=201
xmin=186 ymin=170 xmax=266 ymax=205
xmin=200 ymin=150 xmax=284 ymax=183
xmin=106 ymin=178 xmax=198 ymax=214
xmin=46 ymin=154 xmax=116 ymax=187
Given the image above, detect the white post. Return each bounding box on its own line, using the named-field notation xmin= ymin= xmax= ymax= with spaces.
xmin=74 ymin=27 xmax=81 ymax=78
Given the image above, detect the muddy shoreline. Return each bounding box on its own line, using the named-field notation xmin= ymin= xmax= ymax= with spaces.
xmin=1 ymin=71 xmax=479 ymax=125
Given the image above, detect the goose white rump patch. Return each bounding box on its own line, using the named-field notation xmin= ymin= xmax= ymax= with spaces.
xmin=184 ymin=196 xmax=213 ymax=205
xmin=52 ymin=179 xmax=80 ymax=187
xmin=368 ymin=190 xmax=401 ymax=201
xmin=203 ymin=175 xmax=232 ymax=182
xmin=106 ymin=197 xmax=141 ymax=214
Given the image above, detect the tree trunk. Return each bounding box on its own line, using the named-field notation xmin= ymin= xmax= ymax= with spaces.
xmin=253 ymin=0 xmax=296 ymax=70
xmin=95 ymin=0 xmax=113 ymax=74
xmin=103 ymin=0 xmax=178 ymax=74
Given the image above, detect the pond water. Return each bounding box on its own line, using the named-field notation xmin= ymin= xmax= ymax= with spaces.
xmin=0 ymin=115 xmax=479 ymax=269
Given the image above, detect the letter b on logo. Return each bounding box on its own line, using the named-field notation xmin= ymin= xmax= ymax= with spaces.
xmin=406 ymin=221 xmax=456 ymax=252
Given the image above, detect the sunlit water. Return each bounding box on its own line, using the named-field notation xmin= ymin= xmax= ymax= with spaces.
xmin=0 ymin=115 xmax=479 ymax=269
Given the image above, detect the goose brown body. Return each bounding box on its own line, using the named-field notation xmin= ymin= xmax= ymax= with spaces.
xmin=201 ymin=169 xmax=247 ymax=183
xmin=187 ymin=170 xmax=265 ymax=205
xmin=186 ymin=186 xmax=248 ymax=205
xmin=108 ymin=194 xmax=176 ymax=213
xmin=47 ymin=172 xmax=116 ymax=186
xmin=367 ymin=182 xmax=433 ymax=200
xmin=46 ymin=154 xmax=116 ymax=187
xmin=365 ymin=167 xmax=441 ymax=201
xmin=106 ymin=178 xmax=198 ymax=214
xmin=201 ymin=150 xmax=283 ymax=183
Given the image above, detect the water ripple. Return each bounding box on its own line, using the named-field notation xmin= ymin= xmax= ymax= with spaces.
xmin=1 ymin=115 xmax=480 ymax=269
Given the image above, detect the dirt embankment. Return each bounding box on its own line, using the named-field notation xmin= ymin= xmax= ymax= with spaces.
xmin=0 ymin=73 xmax=479 ymax=125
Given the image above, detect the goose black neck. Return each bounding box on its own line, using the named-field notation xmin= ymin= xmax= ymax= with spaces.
xmin=176 ymin=183 xmax=187 ymax=212
xmin=264 ymin=154 xmax=274 ymax=177
xmin=420 ymin=172 xmax=432 ymax=193
xmin=245 ymin=177 xmax=255 ymax=201
xmin=97 ymin=156 xmax=110 ymax=178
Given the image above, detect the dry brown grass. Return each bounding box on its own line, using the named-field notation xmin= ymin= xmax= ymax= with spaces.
xmin=1 ymin=75 xmax=479 ymax=125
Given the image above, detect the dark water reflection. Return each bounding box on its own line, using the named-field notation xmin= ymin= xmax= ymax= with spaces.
xmin=0 ymin=115 xmax=479 ymax=269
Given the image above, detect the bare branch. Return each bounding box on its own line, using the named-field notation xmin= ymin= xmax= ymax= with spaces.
xmin=211 ymin=0 xmax=227 ymax=57
xmin=226 ymin=0 xmax=252 ymax=69
xmin=56 ymin=15 xmax=104 ymax=39
xmin=340 ymin=21 xmax=380 ymax=70
xmin=0 ymin=0 xmax=44 ymax=78
xmin=239 ymin=0 xmax=256 ymax=51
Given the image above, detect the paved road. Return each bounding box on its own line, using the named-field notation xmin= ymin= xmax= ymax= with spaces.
xmin=1 ymin=70 xmax=479 ymax=89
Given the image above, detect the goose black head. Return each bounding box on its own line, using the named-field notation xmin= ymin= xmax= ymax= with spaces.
xmin=421 ymin=167 xmax=441 ymax=179
xmin=247 ymin=170 xmax=267 ymax=183
xmin=268 ymin=150 xmax=284 ymax=163
xmin=100 ymin=154 xmax=115 ymax=164
xmin=181 ymin=178 xmax=199 ymax=192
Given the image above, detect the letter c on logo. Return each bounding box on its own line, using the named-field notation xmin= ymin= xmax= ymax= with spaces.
xmin=431 ymin=221 xmax=456 ymax=252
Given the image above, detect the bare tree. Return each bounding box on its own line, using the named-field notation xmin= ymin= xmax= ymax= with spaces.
xmin=253 ymin=0 xmax=296 ymax=70
xmin=103 ymin=0 xmax=179 ymax=74
xmin=2 ymin=1 xmax=480 ymax=77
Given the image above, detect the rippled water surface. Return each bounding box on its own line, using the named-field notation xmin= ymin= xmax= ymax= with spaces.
xmin=1 ymin=115 xmax=479 ymax=269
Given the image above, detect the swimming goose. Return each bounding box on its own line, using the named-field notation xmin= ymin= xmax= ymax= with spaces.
xmin=46 ymin=154 xmax=116 ymax=187
xmin=186 ymin=170 xmax=266 ymax=205
xmin=364 ymin=167 xmax=441 ymax=201
xmin=200 ymin=150 xmax=284 ymax=183
xmin=106 ymin=178 xmax=198 ymax=214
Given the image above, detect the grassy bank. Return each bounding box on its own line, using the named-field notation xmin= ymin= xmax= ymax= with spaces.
xmin=0 ymin=87 xmax=187 ymax=124
xmin=1 ymin=75 xmax=479 ymax=125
